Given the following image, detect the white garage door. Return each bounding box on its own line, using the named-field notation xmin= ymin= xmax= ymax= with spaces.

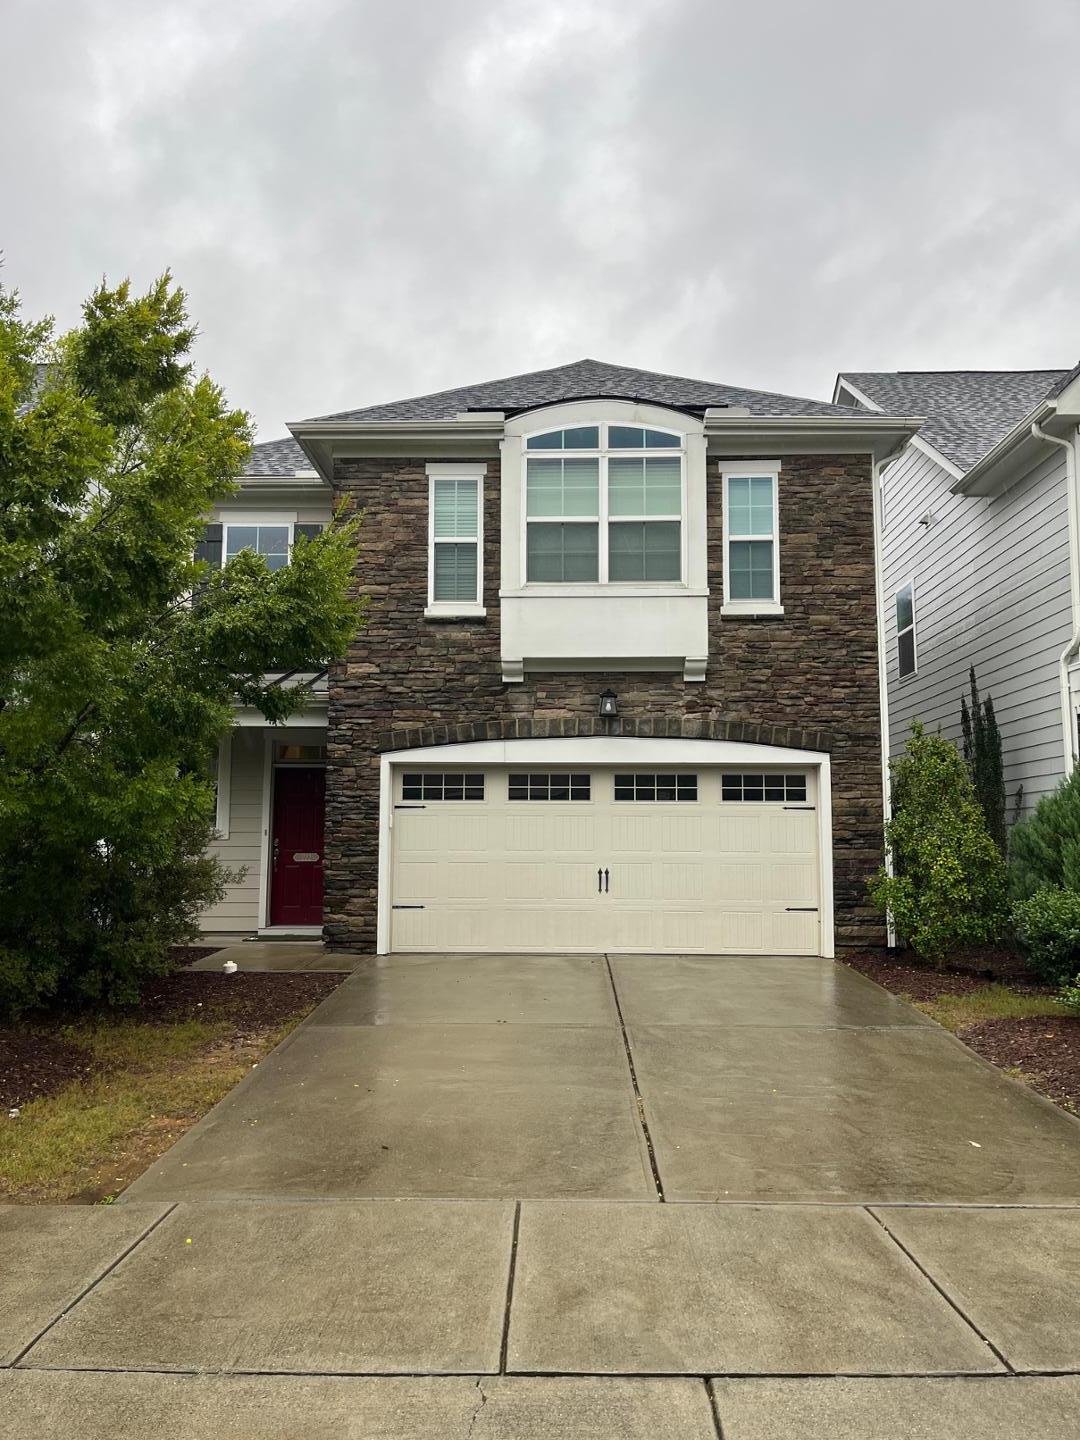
xmin=389 ymin=765 xmax=821 ymax=955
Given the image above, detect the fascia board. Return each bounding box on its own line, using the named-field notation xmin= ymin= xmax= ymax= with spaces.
xmin=703 ymin=414 xmax=924 ymax=459
xmin=949 ymin=399 xmax=1062 ymax=496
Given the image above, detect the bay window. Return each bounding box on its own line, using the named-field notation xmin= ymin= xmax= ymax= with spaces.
xmin=524 ymin=424 xmax=684 ymax=585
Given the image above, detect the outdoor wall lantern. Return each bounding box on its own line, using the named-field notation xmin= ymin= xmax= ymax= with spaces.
xmin=598 ymin=689 xmax=619 ymax=719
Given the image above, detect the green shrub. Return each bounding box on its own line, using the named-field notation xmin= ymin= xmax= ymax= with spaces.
xmin=1059 ymin=975 xmax=1080 ymax=1015
xmin=1012 ymin=888 xmax=1080 ymax=986
xmin=869 ymin=723 xmax=1008 ymax=965
xmin=960 ymin=667 xmax=1007 ymax=855
xmin=1008 ymin=767 xmax=1080 ymax=900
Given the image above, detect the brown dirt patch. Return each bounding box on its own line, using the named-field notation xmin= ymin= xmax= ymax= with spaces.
xmin=1 ymin=970 xmax=339 ymax=1111
xmin=960 ymin=1016 xmax=1080 ymax=1115
xmin=843 ymin=948 xmax=1053 ymax=1002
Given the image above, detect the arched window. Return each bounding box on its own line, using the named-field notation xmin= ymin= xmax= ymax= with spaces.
xmin=523 ymin=422 xmax=683 ymax=584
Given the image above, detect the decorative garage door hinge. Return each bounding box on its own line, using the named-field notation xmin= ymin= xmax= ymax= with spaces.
xmin=392 ymin=904 xmax=425 ymax=910
xmin=394 ymin=804 xmax=426 ymax=809
xmin=785 ymin=907 xmax=819 ymax=912
xmin=783 ymin=805 xmax=816 ymax=811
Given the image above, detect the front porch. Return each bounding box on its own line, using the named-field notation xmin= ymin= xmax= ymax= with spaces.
xmin=202 ymin=706 xmax=328 ymax=937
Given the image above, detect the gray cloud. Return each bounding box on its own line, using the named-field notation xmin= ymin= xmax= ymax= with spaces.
xmin=4 ymin=0 xmax=1079 ymax=437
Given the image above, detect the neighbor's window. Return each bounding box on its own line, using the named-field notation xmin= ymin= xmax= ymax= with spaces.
xmin=721 ymin=773 xmax=807 ymax=803
xmin=525 ymin=424 xmax=683 ymax=584
xmin=429 ymin=470 xmax=483 ymax=608
xmin=196 ymin=521 xmax=324 ymax=574
xmin=613 ymin=773 xmax=698 ymax=802
xmin=896 ymin=582 xmax=917 ymax=677
xmin=401 ymin=772 xmax=485 ymax=801
xmin=722 ymin=467 xmax=780 ymax=606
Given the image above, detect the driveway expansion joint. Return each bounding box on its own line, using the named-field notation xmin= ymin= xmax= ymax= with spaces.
xmin=498 ymin=1203 xmax=521 ymax=1374
xmin=865 ymin=1206 xmax=1014 ymax=1373
xmin=604 ymin=953 xmax=665 ymax=1201
xmin=9 ymin=1203 xmax=178 ymax=1368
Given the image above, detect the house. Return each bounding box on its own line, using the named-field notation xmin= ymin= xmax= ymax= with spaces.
xmin=834 ymin=366 xmax=1080 ymax=819
xmin=202 ymin=359 xmax=919 ymax=955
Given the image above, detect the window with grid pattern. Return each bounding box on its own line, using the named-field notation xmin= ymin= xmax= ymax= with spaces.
xmin=507 ymin=772 xmax=591 ymax=801
xmin=721 ymin=773 xmax=807 ymax=803
xmin=723 ymin=470 xmax=779 ymax=604
xmin=525 ymin=424 xmax=682 ymax=584
xmin=613 ymin=773 xmax=698 ymax=802
xmin=401 ymin=773 xmax=485 ymax=801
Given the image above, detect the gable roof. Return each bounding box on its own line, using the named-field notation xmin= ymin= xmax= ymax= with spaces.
xmin=837 ymin=369 xmax=1072 ymax=472
xmin=302 ymin=357 xmax=859 ymax=424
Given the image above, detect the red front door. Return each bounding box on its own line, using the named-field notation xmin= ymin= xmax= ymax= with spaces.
xmin=270 ymin=767 xmax=325 ymax=926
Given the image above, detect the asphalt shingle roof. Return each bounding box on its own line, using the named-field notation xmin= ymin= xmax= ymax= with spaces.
xmin=840 ymin=369 xmax=1073 ymax=472
xmin=302 ymin=357 xmax=860 ymax=424
xmin=245 ymin=435 xmax=311 ymax=475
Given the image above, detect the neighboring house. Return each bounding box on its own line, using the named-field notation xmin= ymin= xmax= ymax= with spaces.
xmin=834 ymin=367 xmax=1080 ymax=820
xmin=205 ymin=359 xmax=918 ymax=954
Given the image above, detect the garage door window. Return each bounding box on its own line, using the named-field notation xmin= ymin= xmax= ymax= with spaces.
xmin=721 ymin=773 xmax=807 ymax=803
xmin=508 ymin=773 xmax=591 ymax=801
xmin=401 ymin=773 xmax=485 ymax=801
xmin=614 ymin=773 xmax=698 ymax=802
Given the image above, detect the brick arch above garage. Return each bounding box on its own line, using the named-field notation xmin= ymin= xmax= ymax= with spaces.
xmin=373 ymin=713 xmax=837 ymax=756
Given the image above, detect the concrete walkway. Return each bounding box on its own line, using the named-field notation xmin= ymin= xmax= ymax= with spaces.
xmin=4 ymin=953 xmax=1080 ymax=1437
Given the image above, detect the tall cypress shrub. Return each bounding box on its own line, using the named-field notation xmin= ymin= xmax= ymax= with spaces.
xmin=960 ymin=667 xmax=1007 ymax=854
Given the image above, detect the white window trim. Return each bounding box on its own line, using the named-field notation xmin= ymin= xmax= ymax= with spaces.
xmin=720 ymin=461 xmax=784 ymax=617
xmin=425 ymin=463 xmax=486 ymax=618
xmin=220 ymin=513 xmax=301 ymax=569
xmin=896 ymin=578 xmax=918 ymax=679
xmin=213 ymin=733 xmax=232 ymax=838
xmin=520 ymin=423 xmax=687 ymax=588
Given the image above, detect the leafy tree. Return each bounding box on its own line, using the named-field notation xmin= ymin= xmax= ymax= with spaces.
xmin=1008 ymin=766 xmax=1080 ymax=900
xmin=959 ymin=666 xmax=1007 ymax=855
xmin=869 ymin=723 xmax=1008 ymax=964
xmin=0 ymin=275 xmax=362 ymax=1016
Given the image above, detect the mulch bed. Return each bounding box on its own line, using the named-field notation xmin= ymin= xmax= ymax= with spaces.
xmin=842 ymin=947 xmax=1052 ymax=1002
xmin=0 ymin=1030 xmax=104 ymax=1112
xmin=961 ymin=1016 xmax=1080 ymax=1114
xmin=0 ymin=969 xmax=340 ymax=1111
xmin=844 ymin=947 xmax=1080 ymax=1116
xmin=168 ymin=944 xmax=223 ymax=967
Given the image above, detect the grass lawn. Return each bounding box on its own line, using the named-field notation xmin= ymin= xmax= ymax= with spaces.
xmin=0 ymin=971 xmax=339 ymax=1203
xmin=913 ymin=983 xmax=1070 ymax=1033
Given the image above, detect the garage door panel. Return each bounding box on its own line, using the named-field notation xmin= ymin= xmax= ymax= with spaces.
xmin=390 ymin=764 xmax=823 ymax=956
xmin=504 ymin=815 xmax=598 ymax=852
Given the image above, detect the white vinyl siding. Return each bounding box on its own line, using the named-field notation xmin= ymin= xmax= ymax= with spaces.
xmin=881 ymin=441 xmax=1073 ymax=817
xmin=200 ymin=729 xmax=265 ymax=930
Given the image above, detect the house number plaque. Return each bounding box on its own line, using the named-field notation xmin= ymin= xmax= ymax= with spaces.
xmin=293 ymin=852 xmax=320 ymax=863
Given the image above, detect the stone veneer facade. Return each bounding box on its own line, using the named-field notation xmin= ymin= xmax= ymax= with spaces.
xmin=324 ymin=452 xmax=884 ymax=952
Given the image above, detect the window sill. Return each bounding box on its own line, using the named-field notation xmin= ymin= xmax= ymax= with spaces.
xmin=424 ymin=604 xmax=487 ymax=621
xmin=501 ymin=586 xmax=708 ymax=599
xmin=720 ymin=602 xmax=785 ymax=619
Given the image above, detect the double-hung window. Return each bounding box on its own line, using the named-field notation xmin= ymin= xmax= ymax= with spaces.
xmin=721 ymin=463 xmax=781 ymax=612
xmin=895 ymin=582 xmax=917 ymax=678
xmin=525 ymin=424 xmax=683 ymax=584
xmin=427 ymin=465 xmax=484 ymax=614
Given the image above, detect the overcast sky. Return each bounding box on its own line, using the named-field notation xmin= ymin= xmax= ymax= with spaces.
xmin=4 ymin=0 xmax=1080 ymax=438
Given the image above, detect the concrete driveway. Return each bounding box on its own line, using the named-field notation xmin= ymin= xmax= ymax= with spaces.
xmin=4 ymin=952 xmax=1080 ymax=1437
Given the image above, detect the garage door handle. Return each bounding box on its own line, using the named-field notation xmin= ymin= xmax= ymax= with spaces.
xmin=597 ymin=867 xmax=603 ymax=893
xmin=603 ymin=867 xmax=610 ymax=893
